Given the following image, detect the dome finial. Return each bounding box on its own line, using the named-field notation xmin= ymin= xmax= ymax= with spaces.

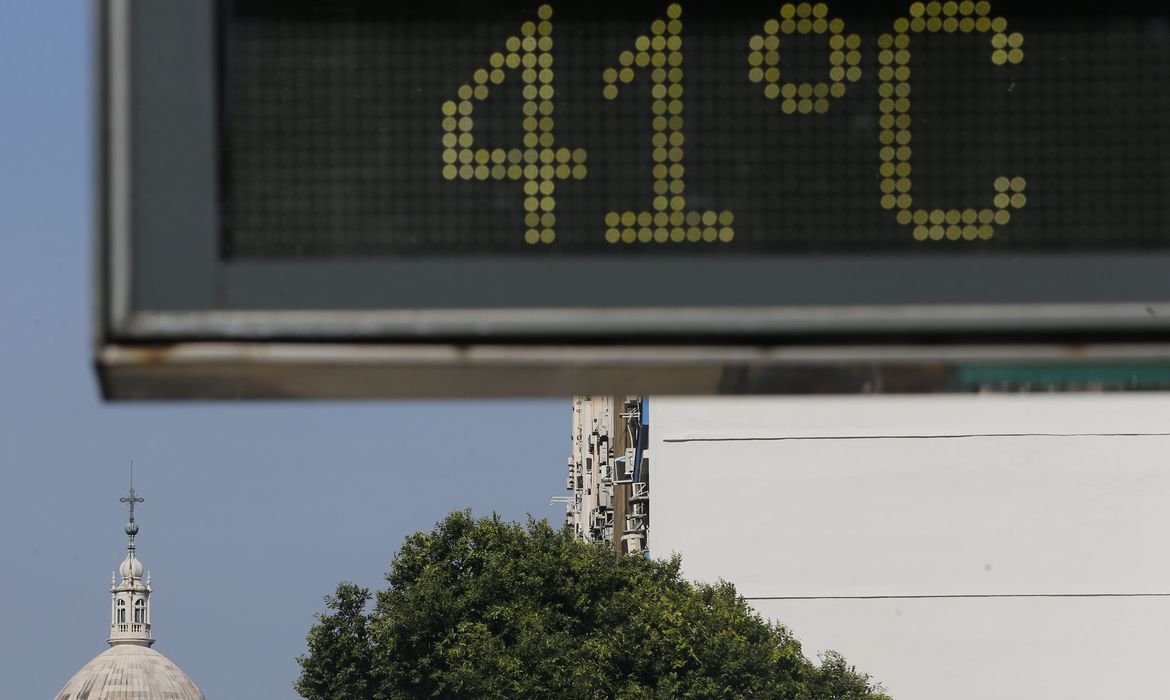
xmin=111 ymin=463 xmax=154 ymax=647
xmin=120 ymin=461 xmax=143 ymax=526
xmin=118 ymin=463 xmax=145 ymax=578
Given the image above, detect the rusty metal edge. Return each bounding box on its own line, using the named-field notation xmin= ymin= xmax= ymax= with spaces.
xmin=98 ymin=342 xmax=1170 ymax=400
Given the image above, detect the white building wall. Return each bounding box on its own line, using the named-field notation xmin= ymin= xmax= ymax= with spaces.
xmin=651 ymin=396 xmax=1170 ymax=700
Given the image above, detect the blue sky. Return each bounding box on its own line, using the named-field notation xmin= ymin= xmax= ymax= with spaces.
xmin=0 ymin=3 xmax=567 ymax=696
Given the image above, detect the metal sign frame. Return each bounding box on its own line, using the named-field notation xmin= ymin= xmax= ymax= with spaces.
xmin=96 ymin=0 xmax=1170 ymax=399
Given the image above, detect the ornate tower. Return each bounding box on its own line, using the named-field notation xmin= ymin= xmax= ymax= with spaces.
xmin=55 ymin=478 xmax=205 ymax=700
xmin=108 ymin=481 xmax=153 ymax=646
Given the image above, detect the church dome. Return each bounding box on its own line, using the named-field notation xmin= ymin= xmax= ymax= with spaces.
xmin=56 ymin=479 xmax=207 ymax=699
xmin=54 ymin=644 xmax=206 ymax=700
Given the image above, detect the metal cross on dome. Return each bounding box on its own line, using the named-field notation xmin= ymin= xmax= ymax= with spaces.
xmin=120 ymin=467 xmax=144 ymax=523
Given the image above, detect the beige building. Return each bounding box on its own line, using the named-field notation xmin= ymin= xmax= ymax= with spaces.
xmin=563 ymin=396 xmax=650 ymax=555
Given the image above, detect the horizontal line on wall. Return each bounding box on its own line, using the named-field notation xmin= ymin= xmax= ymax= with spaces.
xmin=665 ymin=432 xmax=1170 ymax=443
xmin=745 ymin=592 xmax=1170 ymax=601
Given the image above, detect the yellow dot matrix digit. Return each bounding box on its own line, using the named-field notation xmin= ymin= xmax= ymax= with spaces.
xmin=441 ymin=4 xmax=586 ymax=244
xmin=602 ymin=4 xmax=734 ymax=244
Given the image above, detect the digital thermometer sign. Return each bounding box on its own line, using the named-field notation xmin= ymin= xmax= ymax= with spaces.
xmin=98 ymin=0 xmax=1170 ymax=398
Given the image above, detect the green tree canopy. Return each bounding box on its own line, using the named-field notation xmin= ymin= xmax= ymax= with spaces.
xmin=297 ymin=511 xmax=889 ymax=699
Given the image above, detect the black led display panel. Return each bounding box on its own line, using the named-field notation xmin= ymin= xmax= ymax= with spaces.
xmin=221 ymin=1 xmax=1170 ymax=257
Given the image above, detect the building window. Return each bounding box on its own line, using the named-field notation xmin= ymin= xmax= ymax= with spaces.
xmin=116 ymin=599 xmax=126 ymax=624
xmin=134 ymin=599 xmax=146 ymax=624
